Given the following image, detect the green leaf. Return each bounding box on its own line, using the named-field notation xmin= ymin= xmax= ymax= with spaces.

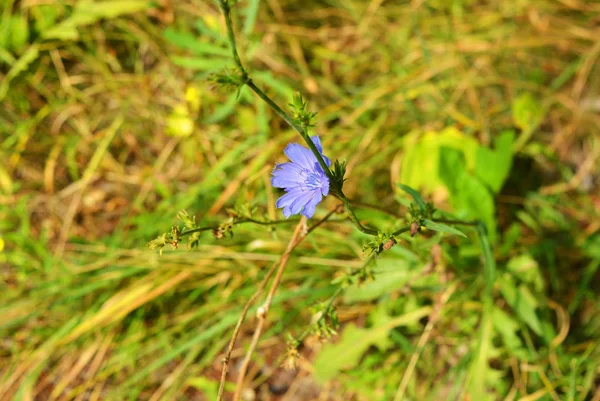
xmin=43 ymin=0 xmax=150 ymax=40
xmin=475 ymin=131 xmax=515 ymax=193
xmin=343 ymin=259 xmax=412 ymax=302
xmin=492 ymin=307 xmax=527 ymax=358
xmin=512 ymin=93 xmax=543 ymax=132
xmin=498 ymin=275 xmax=543 ymax=335
xmin=313 ymin=306 xmax=431 ymax=382
xmin=0 ymin=44 xmax=40 ymax=101
xmin=423 ymin=219 xmax=467 ymax=237
xmin=477 ymin=222 xmax=497 ymax=298
xmin=396 ymin=183 xmax=427 ymax=211
xmin=440 ymin=147 xmax=497 ymax=243
xmin=9 ymin=14 xmax=29 ymax=52
xmin=400 ymin=127 xmax=480 ymax=192
xmin=163 ymin=28 xmax=230 ymax=57
xmin=438 ymin=145 xmax=466 ymax=193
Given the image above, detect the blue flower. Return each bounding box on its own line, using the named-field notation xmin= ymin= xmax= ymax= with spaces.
xmin=271 ymin=136 xmax=331 ymax=218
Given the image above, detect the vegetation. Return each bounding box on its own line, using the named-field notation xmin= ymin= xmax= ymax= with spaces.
xmin=1 ymin=1 xmax=599 ymax=400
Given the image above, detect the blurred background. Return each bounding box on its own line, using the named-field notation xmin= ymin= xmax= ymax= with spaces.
xmin=1 ymin=0 xmax=600 ymax=400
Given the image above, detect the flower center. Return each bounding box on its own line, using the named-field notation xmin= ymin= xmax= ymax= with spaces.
xmin=301 ymin=163 xmax=329 ymax=193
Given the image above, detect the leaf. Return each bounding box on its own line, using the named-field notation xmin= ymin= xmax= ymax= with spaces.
xmin=171 ymin=56 xmax=231 ymax=71
xmin=43 ymin=0 xmax=150 ymax=40
xmin=498 ymin=275 xmax=542 ymax=335
xmin=396 ymin=183 xmax=427 ymax=211
xmin=343 ymin=259 xmax=412 ymax=302
xmin=475 ymin=131 xmax=515 ymax=193
xmin=400 ymin=127 xmax=479 ymax=192
xmin=9 ymin=14 xmax=30 ymax=52
xmin=313 ymin=306 xmax=431 ymax=382
xmin=163 ymin=28 xmax=230 ymax=57
xmin=477 ymin=222 xmax=497 ymax=298
xmin=423 ymin=219 xmax=466 ymax=237
xmin=438 ymin=145 xmax=466 ymax=193
xmin=467 ymin=310 xmax=494 ymax=401
xmin=439 ymin=147 xmax=497 ymax=243
xmin=492 ymin=307 xmax=526 ymax=358
xmin=0 ymin=44 xmax=40 ymax=101
xmin=512 ymin=93 xmax=543 ymax=132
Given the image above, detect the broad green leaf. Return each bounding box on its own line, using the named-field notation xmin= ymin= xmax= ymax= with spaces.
xmin=475 ymin=131 xmax=515 ymax=193
xmin=439 ymin=147 xmax=497 ymax=243
xmin=43 ymin=0 xmax=150 ymax=40
xmin=498 ymin=275 xmax=542 ymax=335
xmin=438 ymin=145 xmax=466 ymax=193
xmin=423 ymin=219 xmax=467 ymax=237
xmin=400 ymin=127 xmax=479 ymax=192
xmin=396 ymin=183 xmax=427 ymax=211
xmin=313 ymin=306 xmax=431 ymax=382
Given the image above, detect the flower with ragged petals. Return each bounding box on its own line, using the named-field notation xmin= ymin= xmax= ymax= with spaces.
xmin=271 ymin=136 xmax=331 ymax=218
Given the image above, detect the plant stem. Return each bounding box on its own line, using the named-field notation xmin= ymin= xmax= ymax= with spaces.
xmin=245 ymin=80 xmax=332 ymax=179
xmin=179 ymin=217 xmax=299 ymax=238
xmin=217 ymin=0 xmax=379 ymax=236
xmin=218 ymin=0 xmax=248 ymax=78
xmin=392 ymin=225 xmax=412 ymax=236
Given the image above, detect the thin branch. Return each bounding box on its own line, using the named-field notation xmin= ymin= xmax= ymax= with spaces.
xmin=232 ymin=217 xmax=307 ymax=401
xmin=216 ymin=205 xmax=342 ymax=401
xmin=180 ymin=217 xmax=300 ymax=238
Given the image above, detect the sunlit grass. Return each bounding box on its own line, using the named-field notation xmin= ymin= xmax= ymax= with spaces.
xmin=1 ymin=0 xmax=599 ymax=400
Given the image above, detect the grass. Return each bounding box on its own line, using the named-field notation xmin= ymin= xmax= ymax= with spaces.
xmin=1 ymin=0 xmax=600 ymax=400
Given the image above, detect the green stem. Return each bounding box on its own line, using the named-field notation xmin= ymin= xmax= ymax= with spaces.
xmin=180 ymin=217 xmax=300 ymax=237
xmin=218 ymin=0 xmax=248 ymax=78
xmin=392 ymin=225 xmax=412 ymax=236
xmin=246 ymin=80 xmax=332 ymax=180
xmin=342 ymin=198 xmax=378 ymax=236
xmin=217 ymin=0 xmax=379 ymax=237
xmin=296 ymin=286 xmax=344 ymax=343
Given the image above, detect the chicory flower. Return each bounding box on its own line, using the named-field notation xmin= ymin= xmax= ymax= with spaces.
xmin=271 ymin=136 xmax=331 ymax=218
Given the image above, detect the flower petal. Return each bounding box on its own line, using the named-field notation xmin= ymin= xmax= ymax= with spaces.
xmin=287 ymin=191 xmax=313 ymax=216
xmin=275 ymin=188 xmax=304 ymax=210
xmin=301 ymin=191 xmax=322 ymax=218
xmin=310 ymin=136 xmax=323 ymax=154
xmin=284 ymin=143 xmax=316 ymax=170
xmin=271 ymin=163 xmax=303 ymax=188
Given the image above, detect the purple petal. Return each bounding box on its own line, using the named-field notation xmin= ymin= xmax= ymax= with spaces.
xmin=284 ymin=143 xmax=317 ymax=170
xmin=271 ymin=163 xmax=303 ymax=188
xmin=301 ymin=191 xmax=323 ymax=218
xmin=310 ymin=136 xmax=323 ymax=154
xmin=287 ymin=191 xmax=313 ymax=216
xmin=275 ymin=188 xmax=304 ymax=210
xmin=309 ymin=136 xmax=332 ymax=167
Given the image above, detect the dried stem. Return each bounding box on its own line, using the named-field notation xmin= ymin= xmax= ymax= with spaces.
xmin=216 ymin=205 xmax=342 ymax=401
